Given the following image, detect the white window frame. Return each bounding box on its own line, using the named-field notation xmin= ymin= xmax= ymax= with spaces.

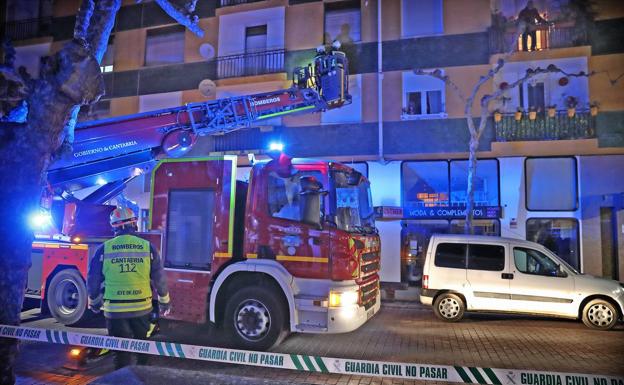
xmin=401 ymin=71 xmax=447 ymax=120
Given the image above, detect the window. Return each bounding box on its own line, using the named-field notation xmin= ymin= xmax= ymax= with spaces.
xmin=325 ymin=1 xmax=361 ymax=44
xmin=403 ymin=160 xmax=501 ymax=211
xmin=514 ymin=247 xmax=561 ymax=277
xmin=402 ymin=72 xmax=446 ymax=119
xmin=526 ymin=218 xmax=580 ymax=270
xmin=468 ymin=244 xmax=505 ymax=271
xmin=145 ymin=25 xmax=184 ymax=66
xmin=166 ymin=189 xmax=215 ymax=270
xmin=450 ymin=159 xmax=499 ymax=207
xmin=434 ymin=243 xmax=466 ymax=269
xmin=519 ymin=81 xmax=545 ymax=111
xmin=268 ymin=170 xmax=323 ymax=221
xmin=525 ymin=157 xmax=577 ymax=211
xmin=401 ymin=0 xmax=443 ymax=37
xmin=402 ymin=161 xmax=449 ymax=209
xmin=100 ymin=36 xmax=114 ymax=73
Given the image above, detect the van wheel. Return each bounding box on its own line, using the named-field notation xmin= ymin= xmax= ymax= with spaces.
xmin=433 ymin=293 xmax=465 ymax=322
xmin=47 ymin=269 xmax=90 ymax=325
xmin=224 ymin=285 xmax=288 ymax=351
xmin=582 ymin=299 xmax=618 ymax=330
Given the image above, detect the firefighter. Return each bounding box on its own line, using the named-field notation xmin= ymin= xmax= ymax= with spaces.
xmin=87 ymin=206 xmax=170 ymax=369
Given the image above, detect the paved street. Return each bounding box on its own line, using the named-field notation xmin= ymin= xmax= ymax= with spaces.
xmin=15 ymin=301 xmax=624 ymax=384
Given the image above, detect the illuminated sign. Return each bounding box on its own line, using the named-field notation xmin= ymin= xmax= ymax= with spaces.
xmin=404 ymin=205 xmax=501 ymax=219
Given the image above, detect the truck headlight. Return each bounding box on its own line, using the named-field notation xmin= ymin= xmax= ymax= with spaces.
xmin=329 ymin=290 xmax=359 ymax=307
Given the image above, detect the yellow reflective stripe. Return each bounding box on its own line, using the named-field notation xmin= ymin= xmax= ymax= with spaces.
xmin=214 ymin=252 xmax=231 ymax=258
xmin=32 ymin=242 xmax=88 ymax=250
xmin=246 ymin=253 xmax=257 ymax=259
xmin=276 ymin=256 xmax=328 ymax=263
xmin=158 ymin=293 xmax=170 ymax=303
xmin=102 ymin=299 xmax=152 ymax=312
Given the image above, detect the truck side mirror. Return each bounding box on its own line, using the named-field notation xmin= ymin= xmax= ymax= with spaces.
xmin=299 ymin=176 xmax=325 ymax=229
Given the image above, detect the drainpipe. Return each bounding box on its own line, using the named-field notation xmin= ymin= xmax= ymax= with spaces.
xmin=377 ymin=0 xmax=384 ymax=162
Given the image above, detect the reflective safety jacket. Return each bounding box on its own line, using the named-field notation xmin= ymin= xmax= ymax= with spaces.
xmin=88 ymin=232 xmax=169 ymax=319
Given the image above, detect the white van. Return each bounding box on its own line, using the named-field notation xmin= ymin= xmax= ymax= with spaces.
xmin=420 ymin=234 xmax=624 ymax=330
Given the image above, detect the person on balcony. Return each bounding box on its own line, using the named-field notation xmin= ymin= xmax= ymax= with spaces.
xmin=518 ymin=1 xmax=548 ymax=51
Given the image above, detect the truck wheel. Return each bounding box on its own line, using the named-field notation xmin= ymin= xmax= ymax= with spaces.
xmin=582 ymin=299 xmax=618 ymax=330
xmin=47 ymin=269 xmax=89 ymax=325
xmin=433 ymin=293 xmax=465 ymax=322
xmin=224 ymin=285 xmax=288 ymax=351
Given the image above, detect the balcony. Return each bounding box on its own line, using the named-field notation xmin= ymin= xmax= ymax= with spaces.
xmin=218 ymin=0 xmax=265 ymax=7
xmin=494 ymin=110 xmax=596 ymax=142
xmin=216 ymin=49 xmax=285 ymax=79
xmin=489 ymin=21 xmax=586 ymax=54
xmin=2 ymin=17 xmax=52 ymax=41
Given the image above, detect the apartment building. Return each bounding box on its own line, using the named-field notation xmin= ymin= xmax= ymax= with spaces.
xmin=4 ymin=0 xmax=624 ymax=283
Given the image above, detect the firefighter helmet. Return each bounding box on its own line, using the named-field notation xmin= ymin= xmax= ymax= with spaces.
xmin=109 ymin=207 xmax=137 ymax=227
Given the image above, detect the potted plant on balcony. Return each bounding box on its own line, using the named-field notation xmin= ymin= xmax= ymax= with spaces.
xmin=494 ymin=109 xmax=502 ymax=122
xmin=590 ymin=101 xmax=599 ymax=116
xmin=515 ymin=106 xmax=523 ymax=121
xmin=547 ymin=104 xmax=557 ymax=118
xmin=529 ymin=106 xmax=537 ymax=120
xmin=566 ymin=96 xmax=578 ymax=118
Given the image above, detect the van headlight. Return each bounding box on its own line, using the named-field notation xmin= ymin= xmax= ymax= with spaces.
xmin=329 ymin=290 xmax=359 ymax=307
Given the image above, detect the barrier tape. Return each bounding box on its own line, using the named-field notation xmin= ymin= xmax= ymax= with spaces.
xmin=1 ymin=324 xmax=623 ymax=385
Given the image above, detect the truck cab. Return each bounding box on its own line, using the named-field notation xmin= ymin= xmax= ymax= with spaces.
xmin=148 ymin=154 xmax=380 ymax=349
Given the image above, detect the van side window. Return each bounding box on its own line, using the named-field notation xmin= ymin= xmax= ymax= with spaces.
xmin=434 ymin=243 xmax=466 ymax=269
xmin=467 ymin=244 xmax=505 ymax=271
xmin=513 ymin=247 xmax=559 ymax=276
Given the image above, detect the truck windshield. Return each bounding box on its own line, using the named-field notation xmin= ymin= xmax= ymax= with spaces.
xmin=330 ymin=170 xmax=375 ymax=234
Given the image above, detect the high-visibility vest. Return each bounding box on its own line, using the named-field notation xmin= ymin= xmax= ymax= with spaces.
xmin=101 ymin=235 xmax=152 ymax=313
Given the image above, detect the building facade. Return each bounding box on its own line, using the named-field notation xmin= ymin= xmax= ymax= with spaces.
xmin=4 ymin=0 xmax=624 ymax=283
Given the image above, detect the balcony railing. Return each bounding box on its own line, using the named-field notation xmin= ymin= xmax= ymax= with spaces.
xmin=2 ymin=17 xmax=52 ymax=41
xmin=489 ymin=22 xmax=585 ymax=54
xmin=216 ymin=49 xmax=285 ymax=79
xmin=219 ymin=0 xmax=264 ymax=7
xmin=495 ymin=110 xmax=596 ymax=142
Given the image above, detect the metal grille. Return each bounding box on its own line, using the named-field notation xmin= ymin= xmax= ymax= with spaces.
xmin=216 ymin=49 xmax=285 ymax=79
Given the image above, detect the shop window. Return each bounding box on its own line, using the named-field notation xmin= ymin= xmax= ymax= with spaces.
xmin=450 ymin=159 xmax=499 ymax=207
xmin=166 ymin=189 xmax=215 ymax=270
xmin=402 ymin=161 xmax=449 ymax=209
xmin=468 ymin=244 xmax=505 ymax=271
xmin=324 ymin=1 xmax=361 ymax=44
xmin=145 ymin=25 xmax=185 ymax=66
xmin=526 ymin=218 xmax=580 ymax=270
xmin=450 ymin=219 xmax=500 ymax=236
xmin=434 ymin=243 xmax=466 ymax=269
xmin=526 ymin=157 xmax=577 ymax=211
xmin=402 ymin=72 xmax=446 ymax=119
xmin=513 ymin=247 xmax=561 ymax=277
xmin=401 ymin=0 xmax=443 ymax=38
xmin=268 ymin=170 xmax=323 ymax=221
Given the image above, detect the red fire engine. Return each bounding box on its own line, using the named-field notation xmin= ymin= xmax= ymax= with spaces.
xmin=27 ymin=49 xmax=381 ymax=350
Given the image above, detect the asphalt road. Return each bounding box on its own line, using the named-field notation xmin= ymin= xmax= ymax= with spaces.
xmin=17 ymin=299 xmax=624 ymax=385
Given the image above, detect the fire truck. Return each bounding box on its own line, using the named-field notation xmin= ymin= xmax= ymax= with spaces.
xmin=27 ymin=48 xmax=381 ymax=350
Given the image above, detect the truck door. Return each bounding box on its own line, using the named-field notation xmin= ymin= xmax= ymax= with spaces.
xmin=150 ymin=156 xmax=237 ymax=323
xmin=261 ymin=166 xmax=330 ymax=279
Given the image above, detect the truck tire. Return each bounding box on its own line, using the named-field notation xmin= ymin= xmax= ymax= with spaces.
xmin=47 ymin=269 xmax=90 ymax=325
xmin=433 ymin=293 xmax=465 ymax=322
xmin=224 ymin=285 xmax=288 ymax=351
xmin=581 ymin=299 xmax=618 ymax=330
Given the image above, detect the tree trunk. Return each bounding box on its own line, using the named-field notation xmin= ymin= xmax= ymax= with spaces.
xmin=464 ymin=134 xmax=479 ymax=234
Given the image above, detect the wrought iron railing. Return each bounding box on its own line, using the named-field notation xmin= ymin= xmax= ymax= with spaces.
xmin=489 ymin=23 xmax=583 ymax=54
xmin=2 ymin=17 xmax=52 ymax=41
xmin=494 ymin=110 xmax=596 ymax=142
xmin=219 ymin=0 xmax=264 ymax=7
xmin=216 ymin=49 xmax=285 ymax=79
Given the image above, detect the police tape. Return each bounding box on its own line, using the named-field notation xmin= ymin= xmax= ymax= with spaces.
xmin=1 ymin=324 xmax=623 ymax=385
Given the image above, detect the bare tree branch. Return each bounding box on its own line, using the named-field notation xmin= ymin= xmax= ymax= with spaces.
xmin=153 ymin=0 xmax=204 ymax=38
xmin=74 ymin=0 xmax=95 ymax=41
